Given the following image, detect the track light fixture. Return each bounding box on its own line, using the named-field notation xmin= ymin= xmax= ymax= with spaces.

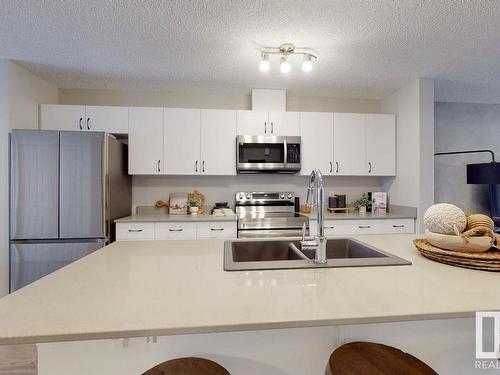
xmin=256 ymin=43 xmax=317 ymax=74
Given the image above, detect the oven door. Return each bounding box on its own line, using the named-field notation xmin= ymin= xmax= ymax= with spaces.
xmin=237 ymin=135 xmax=286 ymax=172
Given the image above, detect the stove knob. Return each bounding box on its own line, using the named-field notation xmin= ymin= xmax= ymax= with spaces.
xmin=287 ymin=193 xmax=292 ymax=199
xmin=246 ymin=194 xmax=251 ymax=199
xmin=280 ymin=194 xmax=285 ymax=199
xmin=239 ymin=193 xmax=244 ymax=199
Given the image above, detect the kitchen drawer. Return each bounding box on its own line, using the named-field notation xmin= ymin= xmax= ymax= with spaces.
xmin=309 ymin=220 xmax=354 ymax=236
xmin=116 ymin=223 xmax=155 ymax=240
xmin=309 ymin=219 xmax=415 ymax=236
xmin=197 ymin=221 xmax=237 ymax=238
xmin=376 ymin=219 xmax=415 ymax=234
xmin=318 ymin=221 xmax=342 ymax=236
xmin=351 ymin=222 xmax=376 ymax=235
xmin=155 ymin=222 xmax=197 ymax=240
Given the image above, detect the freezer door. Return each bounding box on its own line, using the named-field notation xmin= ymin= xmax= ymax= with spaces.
xmin=60 ymin=132 xmax=105 ymax=239
xmin=10 ymin=241 xmax=103 ymax=291
xmin=10 ymin=130 xmax=60 ymax=240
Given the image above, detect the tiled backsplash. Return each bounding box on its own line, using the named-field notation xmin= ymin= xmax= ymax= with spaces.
xmin=132 ymin=174 xmax=385 ymax=212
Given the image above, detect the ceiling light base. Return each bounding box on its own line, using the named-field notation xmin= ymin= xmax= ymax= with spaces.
xmin=279 ymin=43 xmax=295 ymax=55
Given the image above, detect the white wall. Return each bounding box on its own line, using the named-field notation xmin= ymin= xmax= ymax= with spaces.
xmin=380 ymin=79 xmax=434 ymax=231
xmin=8 ymin=61 xmax=58 ymax=130
xmin=58 ymin=88 xmax=381 ymax=113
xmin=0 ymin=61 xmax=58 ymax=296
xmin=0 ymin=60 xmax=9 ymax=297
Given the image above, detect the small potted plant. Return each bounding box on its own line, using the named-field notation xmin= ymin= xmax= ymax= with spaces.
xmin=186 ymin=197 xmax=202 ymax=215
xmin=352 ymin=194 xmax=371 ymax=214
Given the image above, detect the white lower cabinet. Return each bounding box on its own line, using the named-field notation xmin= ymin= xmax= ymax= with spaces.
xmin=116 ymin=221 xmax=237 ymax=241
xmin=196 ymin=221 xmax=237 ymax=239
xmin=116 ymin=223 xmax=155 ymax=240
xmin=310 ymin=219 xmax=414 ymax=236
xmin=376 ymin=219 xmax=415 ymax=234
xmin=155 ymin=222 xmax=197 ymax=240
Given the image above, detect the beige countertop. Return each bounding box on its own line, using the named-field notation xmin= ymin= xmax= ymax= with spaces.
xmin=306 ymin=205 xmax=417 ymax=221
xmin=0 ymin=234 xmax=498 ymax=345
xmin=115 ymin=213 xmax=237 ymax=223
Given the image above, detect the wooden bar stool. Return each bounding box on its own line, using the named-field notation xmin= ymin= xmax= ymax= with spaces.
xmin=326 ymin=342 xmax=438 ymax=375
xmin=141 ymin=357 xmax=230 ymax=375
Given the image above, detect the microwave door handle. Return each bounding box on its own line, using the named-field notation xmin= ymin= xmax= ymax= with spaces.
xmin=283 ymin=138 xmax=287 ymax=169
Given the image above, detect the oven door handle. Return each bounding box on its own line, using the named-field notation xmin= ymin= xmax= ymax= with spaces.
xmin=237 ymin=229 xmax=308 ymax=238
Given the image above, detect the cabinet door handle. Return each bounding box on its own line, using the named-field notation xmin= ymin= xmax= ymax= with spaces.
xmin=358 ymin=225 xmax=371 ymax=229
xmin=202 ymin=160 xmax=205 ymax=173
xmin=271 ymin=122 xmax=274 ymax=134
xmin=157 ymin=160 xmax=161 ymax=172
xmin=324 ymin=226 xmax=335 ymax=229
xmin=368 ymin=162 xmax=372 ymax=173
xmin=128 ymin=229 xmax=143 ymax=232
xmin=392 ymin=225 xmax=405 ymax=228
xmin=86 ymin=117 xmax=90 ymax=130
xmin=169 ymin=229 xmax=183 ymax=232
xmin=195 ymin=160 xmax=198 ymax=172
xmin=210 ymin=228 xmax=224 ymax=231
xmin=79 ymin=117 xmax=83 ymax=130
xmin=335 ymin=162 xmax=339 ymax=173
xmin=264 ymin=122 xmax=267 ymax=134
xmin=329 ymin=162 xmax=333 ymax=173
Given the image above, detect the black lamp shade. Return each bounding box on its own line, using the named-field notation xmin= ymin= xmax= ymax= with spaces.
xmin=466 ymin=162 xmax=500 ymax=184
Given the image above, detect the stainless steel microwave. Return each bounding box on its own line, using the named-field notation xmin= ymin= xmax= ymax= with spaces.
xmin=236 ymin=135 xmax=301 ymax=173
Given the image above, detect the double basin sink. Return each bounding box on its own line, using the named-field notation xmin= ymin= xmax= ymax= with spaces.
xmin=224 ymin=238 xmax=411 ymax=271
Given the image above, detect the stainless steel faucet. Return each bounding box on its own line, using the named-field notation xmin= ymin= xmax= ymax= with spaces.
xmin=301 ymin=169 xmax=327 ymax=264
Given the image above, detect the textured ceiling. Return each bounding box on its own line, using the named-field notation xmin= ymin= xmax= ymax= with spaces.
xmin=2 ymin=1 xmax=500 ymax=102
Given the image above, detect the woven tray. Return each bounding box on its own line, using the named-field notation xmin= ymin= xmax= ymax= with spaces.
xmin=413 ymin=239 xmax=500 ymax=272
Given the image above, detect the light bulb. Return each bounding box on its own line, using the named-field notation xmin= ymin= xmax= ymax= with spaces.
xmin=280 ymin=56 xmax=291 ymax=74
xmin=302 ymin=54 xmax=312 ymax=72
xmin=259 ymin=53 xmax=270 ymax=72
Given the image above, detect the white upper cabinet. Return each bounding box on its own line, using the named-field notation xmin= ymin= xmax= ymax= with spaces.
xmin=366 ymin=114 xmax=396 ymax=176
xmin=129 ymin=108 xmax=236 ymax=175
xmin=163 ymin=108 xmax=201 ymax=175
xmin=300 ymin=112 xmax=334 ymax=176
xmin=268 ymin=111 xmax=300 ymax=136
xmin=128 ymin=107 xmax=163 ymax=175
xmin=40 ymin=104 xmax=86 ymax=131
xmin=236 ymin=110 xmax=269 ymax=135
xmin=333 ymin=113 xmax=367 ymax=175
xmin=42 ymin=104 xmax=396 ymax=177
xmin=236 ymin=110 xmax=300 ymax=136
xmin=40 ymin=104 xmax=128 ymax=133
xmin=200 ymin=109 xmax=237 ymax=175
xmin=84 ymin=106 xmax=128 ymax=133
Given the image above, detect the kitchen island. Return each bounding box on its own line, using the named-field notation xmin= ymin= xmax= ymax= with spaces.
xmin=0 ymin=234 xmax=498 ymax=344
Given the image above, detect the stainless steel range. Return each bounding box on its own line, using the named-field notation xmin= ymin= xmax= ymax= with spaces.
xmin=235 ymin=191 xmax=309 ymax=238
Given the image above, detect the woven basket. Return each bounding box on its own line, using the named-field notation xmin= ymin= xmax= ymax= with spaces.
xmin=413 ymin=239 xmax=500 ymax=272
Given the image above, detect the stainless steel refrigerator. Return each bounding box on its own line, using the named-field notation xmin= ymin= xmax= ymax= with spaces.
xmin=9 ymin=130 xmax=131 ymax=292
